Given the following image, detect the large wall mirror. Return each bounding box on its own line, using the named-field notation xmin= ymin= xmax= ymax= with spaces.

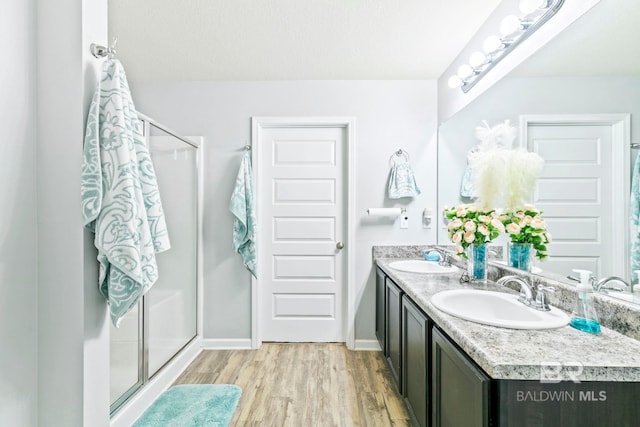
xmin=437 ymin=0 xmax=640 ymax=303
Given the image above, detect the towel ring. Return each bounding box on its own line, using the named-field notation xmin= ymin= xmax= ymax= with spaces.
xmin=389 ymin=149 xmax=409 ymax=166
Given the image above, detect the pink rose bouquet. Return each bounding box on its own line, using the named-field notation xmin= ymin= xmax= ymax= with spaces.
xmin=443 ymin=203 xmax=504 ymax=258
xmin=500 ymin=205 xmax=552 ymax=260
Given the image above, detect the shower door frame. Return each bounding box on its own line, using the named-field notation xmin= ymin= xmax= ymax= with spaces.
xmin=109 ymin=114 xmax=203 ymax=418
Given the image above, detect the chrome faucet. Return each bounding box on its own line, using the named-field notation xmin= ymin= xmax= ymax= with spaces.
xmin=428 ymin=248 xmax=451 ymax=267
xmin=566 ymin=274 xmax=595 ymax=287
xmin=534 ymin=285 xmax=555 ymax=312
xmin=496 ymin=275 xmax=555 ymax=311
xmin=496 ymin=275 xmax=534 ymax=304
xmin=595 ymin=276 xmax=629 ymax=293
xmin=567 ymin=274 xmax=630 ymax=294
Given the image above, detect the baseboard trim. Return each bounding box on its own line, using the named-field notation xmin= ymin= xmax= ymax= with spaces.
xmin=354 ymin=339 xmax=381 ymax=351
xmin=201 ymin=338 xmax=378 ymax=351
xmin=201 ymin=338 xmax=253 ymax=350
xmin=110 ymin=337 xmax=203 ymax=427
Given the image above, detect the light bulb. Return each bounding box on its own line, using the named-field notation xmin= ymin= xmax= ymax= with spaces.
xmin=469 ymin=51 xmax=487 ymax=68
xmin=520 ymin=0 xmax=546 ymax=15
xmin=500 ymin=15 xmax=522 ymax=36
xmin=483 ymin=35 xmax=503 ymax=53
xmin=448 ymin=75 xmax=462 ymax=89
xmin=457 ymin=64 xmax=474 ymax=79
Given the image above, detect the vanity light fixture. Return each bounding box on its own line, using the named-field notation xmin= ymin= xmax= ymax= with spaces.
xmin=447 ymin=0 xmax=565 ymax=92
xmin=469 ymin=51 xmax=488 ymax=68
xmin=520 ymin=0 xmax=549 ymax=14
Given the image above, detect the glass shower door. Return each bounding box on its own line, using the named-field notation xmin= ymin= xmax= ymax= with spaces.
xmin=109 ymin=302 xmax=142 ymax=408
xmin=147 ymin=124 xmax=198 ymax=377
xmin=109 ymin=117 xmax=199 ymax=415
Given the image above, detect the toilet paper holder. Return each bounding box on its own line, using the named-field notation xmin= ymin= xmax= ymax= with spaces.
xmin=366 ymin=208 xmax=406 ymax=216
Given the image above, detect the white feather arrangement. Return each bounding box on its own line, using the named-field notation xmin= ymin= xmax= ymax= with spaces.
xmin=504 ymin=148 xmax=544 ymax=209
xmin=475 ymin=120 xmax=517 ymax=151
xmin=470 ymin=120 xmax=544 ymax=210
xmin=471 ymin=146 xmax=509 ymax=210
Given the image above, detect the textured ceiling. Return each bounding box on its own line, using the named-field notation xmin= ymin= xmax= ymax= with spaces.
xmin=513 ymin=0 xmax=640 ymax=76
xmin=108 ymin=0 xmax=502 ymax=81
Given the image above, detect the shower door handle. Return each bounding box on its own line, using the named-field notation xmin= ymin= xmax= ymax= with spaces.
xmin=336 ymin=241 xmax=345 ymax=250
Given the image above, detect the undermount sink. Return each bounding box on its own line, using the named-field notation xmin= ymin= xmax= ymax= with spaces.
xmin=388 ymin=260 xmax=458 ymax=274
xmin=431 ymin=289 xmax=569 ymax=330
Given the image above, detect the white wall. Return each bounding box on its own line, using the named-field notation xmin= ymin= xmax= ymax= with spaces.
xmin=36 ymin=0 xmax=110 ymax=426
xmin=1 ymin=1 xmax=112 ymax=425
xmin=131 ymin=80 xmax=438 ymax=343
xmin=0 ymin=1 xmax=38 ymax=425
xmin=438 ymin=76 xmax=640 ymax=244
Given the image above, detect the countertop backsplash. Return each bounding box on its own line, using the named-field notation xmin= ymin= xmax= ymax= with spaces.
xmin=372 ymin=244 xmax=503 ymax=262
xmin=373 ymin=245 xmax=640 ymax=342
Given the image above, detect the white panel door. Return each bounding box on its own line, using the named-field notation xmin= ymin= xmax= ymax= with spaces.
xmin=526 ymin=124 xmax=615 ymax=277
xmin=259 ymin=126 xmax=345 ymax=342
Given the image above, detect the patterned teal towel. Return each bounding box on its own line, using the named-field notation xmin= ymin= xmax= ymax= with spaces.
xmin=229 ymin=150 xmax=256 ymax=277
xmin=460 ymin=148 xmax=478 ymax=199
xmin=631 ymin=152 xmax=640 ymax=276
xmin=388 ymin=160 xmax=421 ymax=199
xmin=81 ymin=59 xmax=170 ymax=327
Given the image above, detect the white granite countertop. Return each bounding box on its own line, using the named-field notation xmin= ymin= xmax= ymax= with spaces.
xmin=376 ymin=257 xmax=640 ymax=382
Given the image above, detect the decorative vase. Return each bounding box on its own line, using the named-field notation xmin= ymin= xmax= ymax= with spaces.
xmin=508 ymin=242 xmax=532 ymax=272
xmin=467 ymin=243 xmax=487 ymax=282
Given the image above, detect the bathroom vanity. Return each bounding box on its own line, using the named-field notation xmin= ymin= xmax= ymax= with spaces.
xmin=374 ymin=248 xmax=640 ymax=427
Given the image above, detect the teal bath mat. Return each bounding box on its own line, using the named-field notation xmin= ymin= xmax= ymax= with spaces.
xmin=133 ymin=384 xmax=242 ymax=427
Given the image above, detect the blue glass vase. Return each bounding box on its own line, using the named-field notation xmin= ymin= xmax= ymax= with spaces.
xmin=467 ymin=243 xmax=487 ymax=282
xmin=509 ymin=242 xmax=532 ymax=272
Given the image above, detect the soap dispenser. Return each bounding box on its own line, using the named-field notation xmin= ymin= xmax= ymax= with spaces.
xmin=569 ymin=269 xmax=601 ymax=334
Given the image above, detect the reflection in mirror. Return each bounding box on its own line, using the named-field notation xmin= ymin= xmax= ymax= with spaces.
xmin=437 ymin=0 xmax=640 ymax=304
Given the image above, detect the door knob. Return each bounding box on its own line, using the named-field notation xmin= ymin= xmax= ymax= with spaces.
xmin=336 ymin=241 xmax=345 ymax=250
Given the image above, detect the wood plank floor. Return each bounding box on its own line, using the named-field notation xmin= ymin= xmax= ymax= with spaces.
xmin=174 ymin=343 xmax=413 ymax=426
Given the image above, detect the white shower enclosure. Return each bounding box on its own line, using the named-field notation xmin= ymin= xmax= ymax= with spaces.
xmin=109 ymin=115 xmax=200 ymax=415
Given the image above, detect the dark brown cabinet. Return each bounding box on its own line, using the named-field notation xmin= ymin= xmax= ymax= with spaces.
xmin=386 ymin=277 xmax=403 ymax=389
xmin=402 ymin=295 xmax=431 ymax=427
xmin=378 ymin=268 xmax=491 ymax=427
xmin=432 ymin=327 xmax=491 ymax=427
xmin=496 ymin=380 xmax=640 ymax=426
xmin=375 ymin=267 xmax=386 ymax=355
xmin=377 ymin=266 xmax=640 ymax=427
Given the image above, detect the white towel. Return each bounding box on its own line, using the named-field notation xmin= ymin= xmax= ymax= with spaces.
xmin=81 ymin=59 xmax=170 ymax=327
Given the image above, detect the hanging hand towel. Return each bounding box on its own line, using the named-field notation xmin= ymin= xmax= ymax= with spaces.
xmin=460 ymin=148 xmax=478 ymax=199
xmin=81 ymin=59 xmax=170 ymax=327
xmin=229 ymin=150 xmax=257 ymax=277
xmin=631 ymin=151 xmax=640 ymax=274
xmin=388 ymin=156 xmax=421 ymax=199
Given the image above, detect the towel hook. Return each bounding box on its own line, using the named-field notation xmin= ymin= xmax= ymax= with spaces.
xmin=396 ymin=149 xmax=409 ymax=160
xmin=389 ymin=149 xmax=409 ymax=165
xmin=244 ymin=145 xmax=251 ymax=151
xmin=90 ymin=36 xmax=118 ymax=59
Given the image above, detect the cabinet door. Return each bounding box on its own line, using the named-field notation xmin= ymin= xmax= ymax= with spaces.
xmin=432 ymin=327 xmax=490 ymax=427
xmin=402 ymin=295 xmax=430 ymax=427
xmin=386 ymin=277 xmax=402 ymax=389
xmin=375 ymin=267 xmax=386 ymax=355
